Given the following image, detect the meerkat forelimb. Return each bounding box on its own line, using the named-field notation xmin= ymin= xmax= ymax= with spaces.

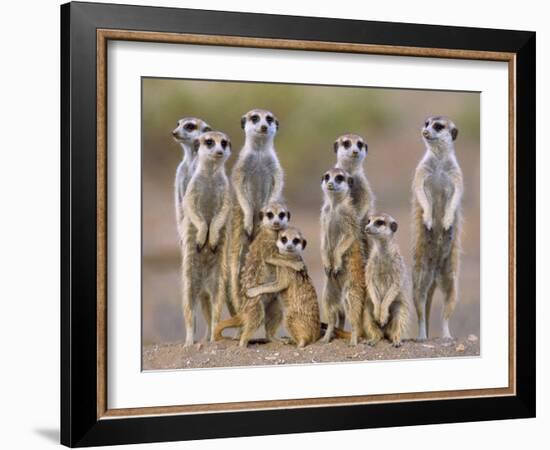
xmin=171 ymin=117 xmax=212 ymax=239
xmin=364 ymin=213 xmax=410 ymax=347
xmin=412 ymin=116 xmax=463 ymax=341
xmin=181 ymin=131 xmax=232 ymax=346
xmin=246 ymin=227 xmax=321 ymax=348
xmin=225 ymin=109 xmax=284 ymax=314
xmin=319 ymin=168 xmax=370 ymax=346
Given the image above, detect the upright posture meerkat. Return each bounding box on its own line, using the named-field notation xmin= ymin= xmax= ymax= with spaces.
xmin=171 ymin=117 xmax=212 ymax=239
xmin=181 ymin=131 xmax=232 ymax=346
xmin=412 ymin=116 xmax=463 ymax=340
xmin=226 ymin=109 xmax=284 ymax=314
xmin=319 ymin=168 xmax=375 ymax=346
xmin=246 ymin=227 xmax=321 ymax=348
xmin=364 ymin=213 xmax=409 ymax=347
xmin=214 ymin=202 xmax=304 ymax=347
xmin=333 ymin=133 xmax=375 ymax=223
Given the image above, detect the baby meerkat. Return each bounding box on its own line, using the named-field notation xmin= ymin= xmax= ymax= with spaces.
xmin=226 ymin=109 xmax=284 ymax=314
xmin=181 ymin=131 xmax=232 ymax=346
xmin=319 ymin=168 xmax=377 ymax=346
xmin=364 ymin=213 xmax=409 ymax=347
xmin=214 ymin=202 xmax=304 ymax=347
xmin=412 ymin=116 xmax=463 ymax=340
xmin=246 ymin=227 xmax=321 ymax=348
xmin=333 ymin=133 xmax=375 ymax=223
xmin=171 ymin=117 xmax=212 ymax=238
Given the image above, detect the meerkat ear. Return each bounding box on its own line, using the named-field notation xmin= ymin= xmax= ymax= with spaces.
xmin=364 ymin=142 xmax=369 ymax=153
xmin=302 ymin=239 xmax=307 ymax=250
xmin=193 ymin=138 xmax=200 ymax=153
xmin=275 ymin=119 xmax=280 ymax=130
xmin=258 ymin=211 xmax=264 ymax=221
xmin=202 ymin=126 xmax=212 ymax=133
xmin=348 ymin=177 xmax=354 ymax=187
xmin=240 ymin=116 xmax=247 ymax=129
xmin=333 ymin=140 xmax=339 ymax=153
xmin=390 ymin=221 xmax=398 ymax=233
xmin=287 ymin=211 xmax=291 ymax=220
xmin=451 ymin=127 xmax=459 ymax=141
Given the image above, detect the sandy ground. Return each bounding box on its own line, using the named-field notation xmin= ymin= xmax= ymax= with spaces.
xmin=143 ymin=335 xmax=480 ymax=370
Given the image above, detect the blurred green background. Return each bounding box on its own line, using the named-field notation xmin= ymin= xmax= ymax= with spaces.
xmin=142 ymin=78 xmax=480 ymax=346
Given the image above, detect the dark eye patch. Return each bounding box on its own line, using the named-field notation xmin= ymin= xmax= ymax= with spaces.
xmin=250 ymin=114 xmax=260 ymax=124
xmin=205 ymin=139 xmax=214 ymax=148
xmin=433 ymin=122 xmax=445 ymax=132
xmin=357 ymin=141 xmax=363 ymax=150
xmin=220 ymin=139 xmax=228 ymax=149
xmin=281 ymin=236 xmax=288 ymax=244
xmin=375 ymin=219 xmax=385 ymax=226
xmin=335 ymin=175 xmax=345 ymax=183
xmin=266 ymin=115 xmax=274 ymax=124
xmin=278 ymin=212 xmax=286 ymax=220
xmin=202 ymin=126 xmax=212 ymax=132
xmin=292 ymin=238 xmax=301 ymax=245
xmin=324 ymin=174 xmax=330 ymax=182
xmin=424 ymin=121 xmax=429 ymax=127
xmin=366 ymin=218 xmax=371 ymax=224
xmin=266 ymin=212 xmax=274 ymax=219
xmin=184 ymin=123 xmax=197 ymax=131
xmin=343 ymin=140 xmax=351 ymax=149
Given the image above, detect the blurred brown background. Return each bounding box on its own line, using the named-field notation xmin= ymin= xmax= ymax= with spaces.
xmin=142 ymin=78 xmax=480 ymax=347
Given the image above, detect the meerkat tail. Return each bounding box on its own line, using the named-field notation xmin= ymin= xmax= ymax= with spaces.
xmin=213 ymin=315 xmax=243 ymax=341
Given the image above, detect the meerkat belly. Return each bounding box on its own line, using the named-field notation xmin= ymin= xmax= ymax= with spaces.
xmin=243 ymin=155 xmax=276 ymax=211
xmin=326 ymin=217 xmax=344 ymax=255
xmin=194 ymin=178 xmax=225 ymax=223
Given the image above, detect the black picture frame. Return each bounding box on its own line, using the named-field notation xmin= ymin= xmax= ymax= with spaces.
xmin=61 ymin=1 xmax=535 ymax=447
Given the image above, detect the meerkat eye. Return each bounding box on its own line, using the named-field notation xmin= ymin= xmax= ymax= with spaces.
xmin=220 ymin=139 xmax=228 ymax=149
xmin=375 ymin=219 xmax=385 ymax=226
xmin=433 ymin=122 xmax=445 ymax=132
xmin=184 ymin=123 xmax=197 ymax=131
xmin=202 ymin=126 xmax=212 ymax=132
xmin=324 ymin=174 xmax=330 ymax=182
xmin=281 ymin=236 xmax=288 ymax=244
xmin=278 ymin=212 xmax=286 ymax=220
xmin=357 ymin=141 xmax=363 ymax=149
xmin=366 ymin=218 xmax=371 ymax=224
xmin=292 ymin=238 xmax=301 ymax=245
xmin=266 ymin=115 xmax=274 ymax=124
xmin=266 ymin=212 xmax=274 ymax=219
xmin=424 ymin=121 xmax=429 ymax=127
xmin=335 ymin=175 xmax=345 ymax=183
xmin=250 ymin=114 xmax=260 ymax=124
xmin=205 ymin=139 xmax=214 ymax=148
xmin=343 ymin=140 xmax=351 ymax=149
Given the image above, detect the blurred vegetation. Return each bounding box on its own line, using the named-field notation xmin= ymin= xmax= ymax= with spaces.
xmin=141 ymin=78 xmax=480 ymax=346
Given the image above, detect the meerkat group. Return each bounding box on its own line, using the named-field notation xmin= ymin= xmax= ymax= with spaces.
xmin=171 ymin=110 xmax=464 ymax=347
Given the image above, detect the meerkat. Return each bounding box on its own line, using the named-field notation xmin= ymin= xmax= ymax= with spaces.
xmin=225 ymin=109 xmax=284 ymax=314
xmin=246 ymin=227 xmax=321 ymax=348
xmin=363 ymin=213 xmax=409 ymax=347
xmin=181 ymin=131 xmax=232 ymax=346
xmin=412 ymin=116 xmax=463 ymax=341
xmin=319 ymin=168 xmax=377 ymax=346
xmin=171 ymin=117 xmax=212 ymax=239
xmin=214 ymin=202 xmax=305 ymax=347
xmin=333 ymin=133 xmax=375 ymax=223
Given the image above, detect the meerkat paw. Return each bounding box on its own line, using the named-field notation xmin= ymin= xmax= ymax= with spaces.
xmin=379 ymin=310 xmax=389 ymax=328
xmin=324 ymin=266 xmax=332 ymax=278
xmin=422 ymin=213 xmax=433 ymax=230
xmin=442 ymin=213 xmax=454 ymax=230
xmin=391 ymin=339 xmax=402 ymax=348
xmin=366 ymin=337 xmax=381 ymax=347
xmin=331 ymin=266 xmax=342 ymax=279
xmin=321 ymin=333 xmax=332 ymax=344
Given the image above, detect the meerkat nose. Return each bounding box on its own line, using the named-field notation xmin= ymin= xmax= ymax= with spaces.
xmin=260 ymin=125 xmax=268 ymax=132
xmin=422 ymin=129 xmax=430 ymax=137
xmin=172 ymin=130 xmax=178 ymax=136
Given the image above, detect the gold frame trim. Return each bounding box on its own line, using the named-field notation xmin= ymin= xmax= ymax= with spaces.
xmin=96 ymin=29 xmax=516 ymax=420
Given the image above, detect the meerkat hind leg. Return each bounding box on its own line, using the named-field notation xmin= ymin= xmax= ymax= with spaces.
xmin=199 ymin=292 xmax=212 ymax=342
xmin=439 ymin=272 xmax=458 ymax=340
xmin=321 ymin=280 xmax=340 ymax=343
xmin=414 ymin=266 xmax=435 ymax=341
xmin=265 ymin=298 xmax=284 ymax=343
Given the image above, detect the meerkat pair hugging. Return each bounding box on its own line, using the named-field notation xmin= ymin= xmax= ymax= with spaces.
xmin=412 ymin=116 xmax=463 ymax=341
xmin=225 ymin=109 xmax=284 ymax=315
xmin=181 ymin=131 xmax=232 ymax=346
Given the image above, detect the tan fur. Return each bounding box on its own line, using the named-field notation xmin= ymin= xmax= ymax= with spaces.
xmin=246 ymin=228 xmax=321 ymax=347
xmin=225 ymin=109 xmax=284 ymax=315
xmin=364 ymin=213 xmax=410 ymax=347
xmin=319 ymin=168 xmax=377 ymax=346
xmin=412 ymin=116 xmax=463 ymax=340
xmin=181 ymin=131 xmax=232 ymax=346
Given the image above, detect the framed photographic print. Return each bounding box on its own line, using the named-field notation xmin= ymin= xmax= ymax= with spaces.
xmin=61 ymin=1 xmax=536 ymax=447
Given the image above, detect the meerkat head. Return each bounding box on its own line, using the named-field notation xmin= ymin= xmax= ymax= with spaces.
xmin=321 ymin=168 xmax=353 ymax=198
xmin=276 ymin=227 xmax=307 ymax=256
xmin=333 ymin=133 xmax=368 ymax=165
xmin=240 ymin=109 xmax=279 ymax=140
xmin=365 ymin=213 xmax=398 ymax=239
xmin=172 ymin=117 xmax=212 ymax=145
xmin=258 ymin=202 xmax=291 ymax=232
xmin=192 ymin=131 xmax=231 ymax=164
xmin=421 ymin=116 xmax=458 ymax=147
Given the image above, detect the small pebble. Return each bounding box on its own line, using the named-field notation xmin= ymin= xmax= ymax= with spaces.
xmin=467 ymin=334 xmax=479 ymax=342
xmin=455 ymin=343 xmax=466 ymax=352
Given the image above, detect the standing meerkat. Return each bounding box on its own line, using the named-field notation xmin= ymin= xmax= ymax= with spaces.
xmin=333 ymin=133 xmax=375 ymax=223
xmin=319 ymin=168 xmax=376 ymax=346
xmin=214 ymin=202 xmax=304 ymax=347
xmin=171 ymin=117 xmax=212 ymax=239
xmin=246 ymin=227 xmax=321 ymax=348
xmin=226 ymin=109 xmax=284 ymax=314
xmin=364 ymin=213 xmax=409 ymax=347
xmin=412 ymin=116 xmax=463 ymax=341
xmin=181 ymin=131 xmax=232 ymax=346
